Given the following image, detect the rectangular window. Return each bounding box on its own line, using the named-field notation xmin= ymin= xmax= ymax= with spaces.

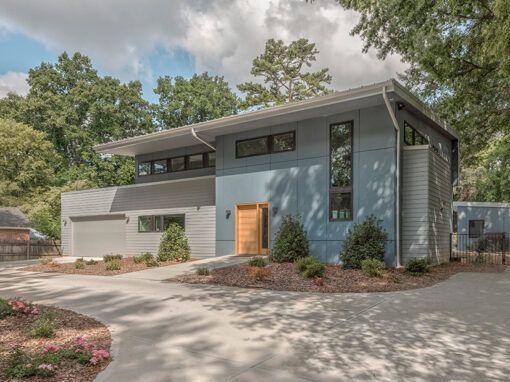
xmin=207 ymin=152 xmax=216 ymax=168
xmin=236 ymin=136 xmax=269 ymax=158
xmin=469 ymin=220 xmax=484 ymax=238
xmin=188 ymin=154 xmax=204 ymax=170
xmin=138 ymin=216 xmax=152 ymax=232
xmin=170 ymin=157 xmax=185 ymax=172
xmin=153 ymin=159 xmax=167 ymax=174
xmin=138 ymin=162 xmax=151 ymax=176
xmin=163 ymin=215 xmax=185 ymax=230
xmin=404 ymin=122 xmax=429 ymax=146
xmin=272 ymin=132 xmax=295 ymax=153
xmin=329 ymin=121 xmax=353 ymax=221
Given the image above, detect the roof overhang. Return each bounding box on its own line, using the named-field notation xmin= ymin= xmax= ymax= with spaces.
xmin=94 ymin=79 xmax=458 ymax=157
xmin=453 ymin=201 xmax=510 ymax=210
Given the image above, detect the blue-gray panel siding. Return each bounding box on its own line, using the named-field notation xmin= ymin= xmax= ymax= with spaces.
xmin=215 ymin=105 xmax=396 ymax=264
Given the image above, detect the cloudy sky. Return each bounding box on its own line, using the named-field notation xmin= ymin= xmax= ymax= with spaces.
xmin=0 ymin=0 xmax=406 ymax=102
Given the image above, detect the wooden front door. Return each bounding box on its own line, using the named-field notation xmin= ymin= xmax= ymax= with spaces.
xmin=235 ymin=203 xmax=270 ymax=255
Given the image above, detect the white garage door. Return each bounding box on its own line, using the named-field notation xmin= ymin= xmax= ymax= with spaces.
xmin=72 ymin=215 xmax=126 ymax=257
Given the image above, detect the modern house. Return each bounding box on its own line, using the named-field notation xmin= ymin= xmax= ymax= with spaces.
xmin=0 ymin=207 xmax=32 ymax=240
xmin=61 ymin=79 xmax=458 ymax=266
xmin=453 ymin=201 xmax=510 ymax=251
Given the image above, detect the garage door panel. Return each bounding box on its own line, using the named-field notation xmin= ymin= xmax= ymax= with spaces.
xmin=72 ymin=216 xmax=126 ymax=257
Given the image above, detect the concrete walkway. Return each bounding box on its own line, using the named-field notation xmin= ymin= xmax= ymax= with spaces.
xmin=1 ymin=261 xmax=509 ymax=381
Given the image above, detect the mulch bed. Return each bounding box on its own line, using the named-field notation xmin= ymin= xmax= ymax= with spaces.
xmin=17 ymin=257 xmax=198 ymax=276
xmin=171 ymin=262 xmax=507 ymax=293
xmin=0 ymin=304 xmax=111 ymax=382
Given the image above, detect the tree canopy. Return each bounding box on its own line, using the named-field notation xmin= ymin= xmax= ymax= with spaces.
xmin=237 ymin=38 xmax=333 ymax=109
xmin=333 ymin=0 xmax=509 ymax=201
xmin=153 ymin=72 xmax=239 ymax=128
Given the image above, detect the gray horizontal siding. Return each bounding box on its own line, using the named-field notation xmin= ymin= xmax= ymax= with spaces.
xmin=61 ymin=177 xmax=216 ymax=258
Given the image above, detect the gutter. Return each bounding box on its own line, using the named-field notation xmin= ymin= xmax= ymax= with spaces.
xmin=383 ymin=86 xmax=401 ymax=268
xmin=191 ymin=127 xmax=216 ymax=151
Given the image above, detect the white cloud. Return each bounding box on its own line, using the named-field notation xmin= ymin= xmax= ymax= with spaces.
xmin=0 ymin=71 xmax=29 ymax=97
xmin=0 ymin=0 xmax=406 ymax=93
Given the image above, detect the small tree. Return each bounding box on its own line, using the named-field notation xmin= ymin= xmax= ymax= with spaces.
xmin=270 ymin=215 xmax=309 ymax=263
xmin=157 ymin=223 xmax=190 ymax=262
xmin=339 ymin=215 xmax=388 ymax=269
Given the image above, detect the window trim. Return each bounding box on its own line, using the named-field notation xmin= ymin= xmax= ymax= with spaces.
xmin=329 ymin=120 xmax=354 ymax=222
xmin=271 ymin=131 xmax=296 ymax=154
xmin=151 ymin=158 xmax=168 ymax=175
xmin=235 ymin=131 xmax=296 ymax=159
xmin=235 ymin=135 xmax=270 ymax=159
xmin=404 ymin=121 xmax=429 ymax=146
xmin=469 ymin=219 xmax=484 ymax=238
xmin=169 ymin=156 xmax=186 ymax=172
xmin=138 ymin=161 xmax=152 ymax=177
xmin=138 ymin=214 xmax=186 ymax=233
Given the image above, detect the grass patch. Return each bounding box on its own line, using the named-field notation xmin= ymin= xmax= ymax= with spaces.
xmin=196 ymin=267 xmax=210 ymax=276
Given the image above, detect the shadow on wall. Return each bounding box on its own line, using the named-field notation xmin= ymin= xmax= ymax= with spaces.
xmin=1 ymin=268 xmax=510 ymax=381
xmin=267 ymin=156 xmax=395 ymax=265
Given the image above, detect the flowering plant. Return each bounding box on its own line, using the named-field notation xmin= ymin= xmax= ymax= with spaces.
xmin=0 ymin=297 xmax=38 ymax=318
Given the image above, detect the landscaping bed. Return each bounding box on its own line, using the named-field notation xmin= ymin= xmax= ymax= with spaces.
xmin=0 ymin=298 xmax=111 ymax=381
xmin=17 ymin=257 xmax=197 ymax=276
xmin=171 ymin=261 xmax=507 ymax=293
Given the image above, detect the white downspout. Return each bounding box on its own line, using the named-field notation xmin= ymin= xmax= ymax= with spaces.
xmin=382 ymin=86 xmax=401 ymax=268
xmin=191 ymin=127 xmax=216 ymax=151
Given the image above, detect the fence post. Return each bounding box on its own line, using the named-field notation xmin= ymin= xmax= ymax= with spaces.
xmin=26 ymin=240 xmax=30 ymax=260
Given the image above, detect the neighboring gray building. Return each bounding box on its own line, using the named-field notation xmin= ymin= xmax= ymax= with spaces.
xmin=61 ymin=79 xmax=458 ymax=266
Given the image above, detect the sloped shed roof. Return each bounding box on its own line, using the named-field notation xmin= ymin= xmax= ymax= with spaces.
xmin=0 ymin=207 xmax=32 ymax=229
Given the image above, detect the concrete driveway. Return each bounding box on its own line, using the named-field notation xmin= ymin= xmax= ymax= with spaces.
xmin=0 ymin=260 xmax=509 ymax=381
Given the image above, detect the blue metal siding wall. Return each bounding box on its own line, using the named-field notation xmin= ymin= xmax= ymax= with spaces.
xmin=457 ymin=206 xmax=510 ymax=234
xmin=216 ymin=104 xmax=396 ymax=264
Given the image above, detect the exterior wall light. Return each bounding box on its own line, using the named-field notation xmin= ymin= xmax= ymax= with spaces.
xmin=226 ymin=210 xmax=231 ymax=218
xmin=272 ymin=207 xmax=278 ymax=215
xmin=125 ymin=216 xmax=130 ymax=223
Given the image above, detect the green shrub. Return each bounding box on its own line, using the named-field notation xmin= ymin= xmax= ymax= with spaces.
xmin=361 ymin=258 xmax=386 ymax=277
xmin=103 ymin=254 xmax=122 ymax=262
xmin=339 ymin=215 xmax=388 ymax=269
xmin=157 ymin=223 xmax=190 ymax=262
xmin=145 ymin=259 xmax=159 ymax=267
xmin=85 ymin=259 xmax=98 ymax=265
xmin=248 ymin=256 xmax=267 ymax=267
xmin=25 ymin=313 xmax=59 ymax=338
xmin=404 ymin=258 xmax=429 ymax=276
xmin=0 ymin=298 xmax=14 ymax=318
xmin=74 ymin=258 xmax=85 ymax=269
xmin=105 ymin=259 xmax=121 ymax=271
xmin=390 ymin=273 xmax=401 ymax=283
xmin=196 ymin=267 xmax=211 ymax=276
xmin=294 ymin=256 xmax=325 ymax=278
xmin=270 ymin=215 xmax=309 ymax=263
xmin=133 ymin=253 xmax=154 ymax=264
xmin=39 ymin=257 xmax=52 ymax=265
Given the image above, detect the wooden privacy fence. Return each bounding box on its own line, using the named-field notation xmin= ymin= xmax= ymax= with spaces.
xmin=0 ymin=240 xmax=61 ymax=262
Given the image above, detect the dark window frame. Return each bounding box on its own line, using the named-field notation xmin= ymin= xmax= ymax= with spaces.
xmin=138 ymin=214 xmax=186 ymax=233
xmin=205 ymin=151 xmax=216 ymax=168
xmin=138 ymin=161 xmax=152 ymax=176
xmin=235 ymin=135 xmax=270 ymax=159
xmin=329 ymin=120 xmax=354 ymax=222
xmin=271 ymin=131 xmax=296 ymax=154
xmin=235 ymin=131 xmax=296 ymax=159
xmin=469 ymin=219 xmax=484 ymax=238
xmin=151 ymin=158 xmax=168 ymax=175
xmin=169 ymin=156 xmax=186 ymax=172
xmin=404 ymin=121 xmax=429 ymax=146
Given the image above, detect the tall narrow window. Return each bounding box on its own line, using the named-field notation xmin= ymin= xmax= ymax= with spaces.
xmin=469 ymin=220 xmax=484 ymax=238
xmin=207 ymin=152 xmax=216 ymax=167
xmin=329 ymin=121 xmax=353 ymax=221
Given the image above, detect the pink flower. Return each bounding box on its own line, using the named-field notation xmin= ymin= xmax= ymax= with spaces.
xmin=76 ymin=336 xmax=84 ymax=345
xmin=178 ymin=257 xmax=182 ymax=261
xmin=84 ymin=342 xmax=97 ymax=350
xmin=31 ymin=307 xmax=39 ymax=315
xmin=92 ymin=349 xmax=110 ymax=360
xmin=44 ymin=345 xmax=59 ymax=352
xmin=89 ymin=356 xmax=99 ymax=365
xmin=26 ymin=363 xmax=32 ymax=367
